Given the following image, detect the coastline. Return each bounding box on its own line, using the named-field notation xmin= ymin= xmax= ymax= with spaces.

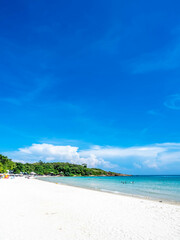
xmin=37 ymin=176 xmax=180 ymax=206
xmin=0 ymin=177 xmax=180 ymax=240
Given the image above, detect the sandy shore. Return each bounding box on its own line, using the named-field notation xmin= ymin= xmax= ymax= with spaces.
xmin=0 ymin=178 xmax=179 ymax=240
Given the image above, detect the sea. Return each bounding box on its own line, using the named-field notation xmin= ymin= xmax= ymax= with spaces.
xmin=39 ymin=175 xmax=180 ymax=203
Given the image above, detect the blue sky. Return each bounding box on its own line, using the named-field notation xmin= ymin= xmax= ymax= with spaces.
xmin=0 ymin=0 xmax=180 ymax=174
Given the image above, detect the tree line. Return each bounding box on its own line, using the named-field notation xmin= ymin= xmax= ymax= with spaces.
xmin=0 ymin=154 xmax=123 ymax=176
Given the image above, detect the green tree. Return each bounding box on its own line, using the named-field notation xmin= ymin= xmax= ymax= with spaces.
xmin=0 ymin=162 xmax=4 ymax=173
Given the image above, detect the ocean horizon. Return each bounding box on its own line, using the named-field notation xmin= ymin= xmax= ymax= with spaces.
xmin=38 ymin=175 xmax=180 ymax=203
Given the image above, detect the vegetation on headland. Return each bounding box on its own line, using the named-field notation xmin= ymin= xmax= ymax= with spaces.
xmin=0 ymin=154 xmax=130 ymax=176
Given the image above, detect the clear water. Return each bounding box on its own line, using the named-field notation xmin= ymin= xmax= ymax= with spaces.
xmin=39 ymin=175 xmax=180 ymax=203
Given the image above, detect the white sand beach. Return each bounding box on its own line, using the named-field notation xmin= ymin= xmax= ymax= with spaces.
xmin=0 ymin=177 xmax=180 ymax=240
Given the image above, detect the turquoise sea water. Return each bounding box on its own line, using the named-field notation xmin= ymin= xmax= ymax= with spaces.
xmin=39 ymin=175 xmax=180 ymax=203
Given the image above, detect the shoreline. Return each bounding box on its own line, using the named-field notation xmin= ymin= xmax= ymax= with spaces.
xmin=0 ymin=177 xmax=180 ymax=240
xmin=36 ymin=176 xmax=180 ymax=206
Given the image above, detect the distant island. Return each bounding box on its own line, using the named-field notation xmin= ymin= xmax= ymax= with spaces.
xmin=0 ymin=154 xmax=130 ymax=176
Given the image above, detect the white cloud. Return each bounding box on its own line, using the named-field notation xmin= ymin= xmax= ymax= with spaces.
xmin=80 ymin=145 xmax=164 ymax=159
xmin=164 ymin=94 xmax=180 ymax=110
xmin=5 ymin=143 xmax=111 ymax=168
xmin=4 ymin=142 xmax=180 ymax=173
xmin=80 ymin=143 xmax=180 ymax=170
